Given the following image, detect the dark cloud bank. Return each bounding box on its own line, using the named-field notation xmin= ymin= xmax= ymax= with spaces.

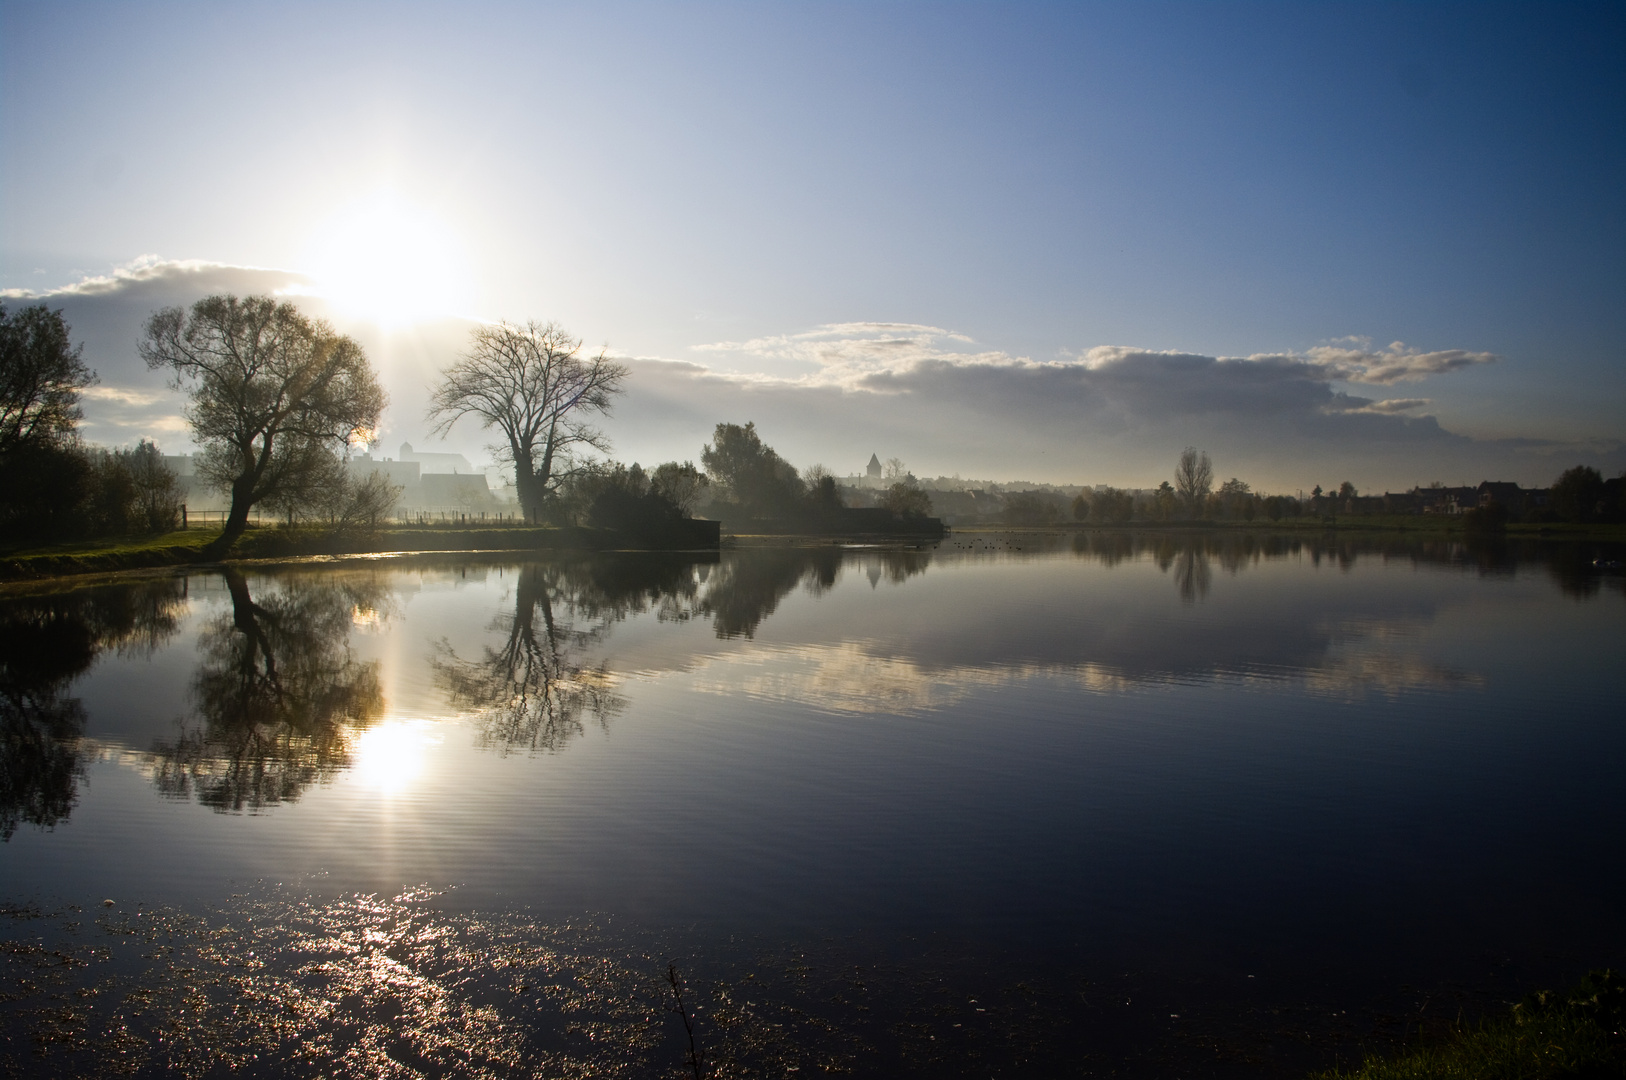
xmin=5 ymin=260 xmax=1618 ymax=492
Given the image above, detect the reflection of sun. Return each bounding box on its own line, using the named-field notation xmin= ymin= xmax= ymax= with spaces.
xmin=349 ymin=719 xmax=442 ymax=793
xmin=302 ymin=191 xmax=473 ymax=329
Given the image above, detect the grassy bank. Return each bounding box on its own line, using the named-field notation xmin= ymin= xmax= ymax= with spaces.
xmin=0 ymin=520 xmax=721 ymax=582
xmin=1315 ymin=970 xmax=1625 ymax=1080
xmin=952 ymin=517 xmax=1626 ymax=541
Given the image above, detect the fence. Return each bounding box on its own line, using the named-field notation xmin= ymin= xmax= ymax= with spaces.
xmin=178 ymin=506 xmax=532 ymax=528
xmin=179 ymin=508 xmax=272 ymax=528
xmin=395 ymin=510 xmax=529 ymax=526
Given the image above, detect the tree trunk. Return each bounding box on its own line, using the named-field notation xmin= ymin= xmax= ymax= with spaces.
xmin=202 ymin=479 xmax=255 ymax=559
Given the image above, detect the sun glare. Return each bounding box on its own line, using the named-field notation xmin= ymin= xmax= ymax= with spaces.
xmin=349 ymin=719 xmax=442 ymax=794
xmin=302 ymin=192 xmax=474 ymax=330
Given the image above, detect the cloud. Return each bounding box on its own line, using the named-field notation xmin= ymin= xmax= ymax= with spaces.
xmin=693 ymin=325 xmax=1497 ymax=398
xmin=6 ymin=263 xmax=1615 ymax=488
xmin=1300 ymin=337 xmax=1498 ymax=384
xmin=619 ymin=324 xmax=1609 ymax=488
xmin=81 ymin=385 xmax=165 ymax=406
xmin=3 ymin=257 xmax=478 ymax=453
xmin=1346 ymin=398 xmax=1431 ymax=415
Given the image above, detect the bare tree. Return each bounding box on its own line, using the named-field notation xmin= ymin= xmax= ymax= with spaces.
xmin=1174 ymin=446 xmax=1213 ymax=518
xmin=426 ymin=321 xmax=628 ymax=523
xmin=141 ymin=295 xmax=385 ymax=556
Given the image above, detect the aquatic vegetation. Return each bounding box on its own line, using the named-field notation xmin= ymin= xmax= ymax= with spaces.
xmin=1315 ymin=970 xmax=1625 ymax=1080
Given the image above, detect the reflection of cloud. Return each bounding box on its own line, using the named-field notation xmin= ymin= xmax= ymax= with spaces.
xmin=1301 ymin=653 xmax=1481 ymax=698
xmin=669 ymin=627 xmax=1476 ymax=715
xmin=683 ymin=641 xmax=1136 ymax=713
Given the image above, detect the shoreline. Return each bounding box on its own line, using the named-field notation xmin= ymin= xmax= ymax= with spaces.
xmin=3 ymin=518 xmax=1621 ymax=588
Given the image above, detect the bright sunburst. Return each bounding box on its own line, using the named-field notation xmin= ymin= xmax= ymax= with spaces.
xmin=349 ymin=718 xmax=442 ymax=794
xmin=302 ymin=192 xmax=473 ymax=329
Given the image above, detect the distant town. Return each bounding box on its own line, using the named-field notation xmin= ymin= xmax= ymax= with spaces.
xmin=158 ymin=442 xmax=1619 ymax=529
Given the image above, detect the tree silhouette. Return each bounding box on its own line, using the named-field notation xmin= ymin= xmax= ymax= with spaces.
xmin=433 ymin=562 xmax=635 ymax=755
xmin=141 ymin=295 xmax=386 ymax=556
xmin=150 ymin=570 xmax=385 ymax=812
xmin=0 ymin=579 xmax=186 ymax=838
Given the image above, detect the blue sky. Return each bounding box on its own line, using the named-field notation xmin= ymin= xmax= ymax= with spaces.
xmin=2 ymin=1 xmax=1622 ymax=489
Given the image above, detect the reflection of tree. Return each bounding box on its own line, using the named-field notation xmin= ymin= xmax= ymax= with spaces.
xmin=433 ymin=560 xmax=685 ymax=754
xmin=702 ymin=548 xmax=929 ymax=638
xmin=0 ymin=579 xmax=186 ymax=838
xmin=1069 ymin=530 xmax=1626 ymax=605
xmin=1173 ymin=545 xmax=1211 ymax=603
xmin=150 ymin=570 xmax=384 ymax=812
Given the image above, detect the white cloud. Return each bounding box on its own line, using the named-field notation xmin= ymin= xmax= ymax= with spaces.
xmin=81 ymin=385 xmax=165 ymax=406
xmin=1300 ymin=337 xmax=1498 ymax=384
xmin=1348 ymin=398 xmax=1432 ymax=415
xmin=7 ymin=263 xmax=1615 ymax=490
xmin=692 ymin=325 xmax=1498 ymax=396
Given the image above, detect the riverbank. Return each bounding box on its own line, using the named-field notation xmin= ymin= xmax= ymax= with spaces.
xmin=0 ymin=519 xmax=722 ymax=582
xmin=1314 ymin=970 xmax=1624 ymax=1079
xmin=964 ymin=516 xmax=1626 ymax=540
xmin=6 ymin=517 xmax=1621 ymax=584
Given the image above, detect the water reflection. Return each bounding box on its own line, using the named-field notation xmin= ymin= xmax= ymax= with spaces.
xmin=0 ymin=579 xmax=186 ymax=838
xmin=1062 ymin=529 xmax=1626 ymax=602
xmin=150 ymin=569 xmax=386 ymax=812
xmin=434 ymin=562 xmax=627 ymax=755
xmin=3 ymin=533 xmax=1618 ymax=832
xmin=700 ymin=547 xmax=928 ymax=637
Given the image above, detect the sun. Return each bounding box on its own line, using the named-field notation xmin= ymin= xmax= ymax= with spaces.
xmin=302 ymin=192 xmax=474 ymax=330
xmin=349 ymin=718 xmax=442 ymax=794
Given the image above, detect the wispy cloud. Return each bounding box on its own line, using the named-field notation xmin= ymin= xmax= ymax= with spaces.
xmin=692 ymin=324 xmax=1499 ymax=395
xmin=81 ymin=385 xmax=165 ymax=406
xmin=1299 ymin=338 xmax=1498 ymax=384
xmin=1346 ymin=397 xmax=1432 ymax=415
xmin=2 ymin=254 xmax=314 ymax=301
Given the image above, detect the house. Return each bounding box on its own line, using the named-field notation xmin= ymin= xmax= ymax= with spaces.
xmin=399 ymin=441 xmax=475 ymax=475
xmin=348 ymin=452 xmax=420 ymax=489
xmin=1477 ymin=481 xmax=1527 ymax=514
xmin=418 ymin=473 xmax=499 ymax=510
xmin=1417 ymin=486 xmax=1477 ymax=514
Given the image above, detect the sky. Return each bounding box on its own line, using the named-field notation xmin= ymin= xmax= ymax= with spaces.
xmin=2 ymin=1 xmax=1622 ymax=492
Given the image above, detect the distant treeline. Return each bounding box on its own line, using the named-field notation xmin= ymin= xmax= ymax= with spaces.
xmin=959 ymin=449 xmax=1626 ymax=528
xmin=0 ymin=304 xmax=186 ymax=543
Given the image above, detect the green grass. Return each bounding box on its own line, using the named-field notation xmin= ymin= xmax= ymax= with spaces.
xmin=1316 ymin=971 xmax=1625 ymax=1080
xmin=1 ymin=521 xmax=720 ymax=582
xmin=0 ymin=528 xmax=219 ymax=581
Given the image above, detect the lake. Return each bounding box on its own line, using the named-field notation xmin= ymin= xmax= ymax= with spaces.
xmin=3 ymin=531 xmax=1624 ymax=1077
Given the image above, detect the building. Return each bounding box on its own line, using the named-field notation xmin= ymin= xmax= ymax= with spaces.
xmin=348 ymin=452 xmax=420 ymax=489
xmin=399 ymin=441 xmax=475 ymax=475
xmin=866 ymin=453 xmax=882 ymax=479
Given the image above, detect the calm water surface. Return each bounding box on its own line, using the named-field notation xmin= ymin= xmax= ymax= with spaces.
xmin=3 ymin=532 xmax=1624 ymax=1077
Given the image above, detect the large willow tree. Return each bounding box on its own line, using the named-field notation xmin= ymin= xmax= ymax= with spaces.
xmin=140 ymin=295 xmax=385 ymax=556
xmin=426 ymin=321 xmax=627 ymax=523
